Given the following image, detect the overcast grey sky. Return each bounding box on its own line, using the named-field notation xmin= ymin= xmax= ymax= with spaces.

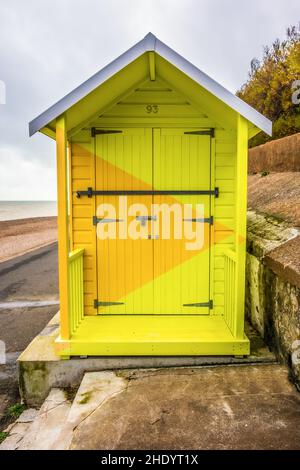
xmin=0 ymin=0 xmax=299 ymax=200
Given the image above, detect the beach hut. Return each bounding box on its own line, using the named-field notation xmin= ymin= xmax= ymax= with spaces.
xmin=29 ymin=33 xmax=272 ymax=358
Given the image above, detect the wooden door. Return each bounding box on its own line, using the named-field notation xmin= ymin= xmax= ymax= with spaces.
xmin=95 ymin=128 xmax=154 ymax=314
xmin=153 ymin=129 xmax=211 ymax=314
xmin=95 ymin=127 xmax=212 ymax=315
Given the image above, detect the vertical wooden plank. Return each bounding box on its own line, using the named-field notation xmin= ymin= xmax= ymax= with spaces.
xmin=69 ymin=260 xmax=73 ymax=334
xmin=209 ymin=136 xmax=216 ymax=314
xmin=234 ymin=115 xmax=248 ymax=338
xmin=74 ymin=261 xmax=77 ymax=330
xmin=153 ymin=128 xmax=161 ymax=314
xmin=225 ymin=257 xmax=228 ymax=326
xmin=224 ymin=256 xmax=227 ymax=323
xmin=68 ymin=143 xmax=73 ymax=251
xmin=91 ymin=135 xmax=98 ymax=315
xmin=56 ymin=114 xmax=70 ymax=340
xmin=80 ymin=255 xmax=84 ymax=320
xmin=75 ymin=260 xmax=78 ymax=328
xmin=149 ymin=52 xmax=156 ymax=81
xmin=231 ymin=260 xmax=233 ymax=330
xmin=75 ymin=258 xmax=77 ymax=324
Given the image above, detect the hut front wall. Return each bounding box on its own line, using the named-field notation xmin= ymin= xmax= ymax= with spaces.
xmin=69 ymin=81 xmax=237 ymax=317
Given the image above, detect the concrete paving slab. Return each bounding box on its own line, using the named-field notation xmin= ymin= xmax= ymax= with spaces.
xmin=50 ymin=372 xmax=127 ymax=450
xmin=1 ymin=411 xmax=37 ymax=449
xmin=17 ymin=388 xmax=71 ymax=450
xmin=16 ymin=408 xmax=38 ymax=423
xmin=0 ymin=431 xmax=25 ymax=450
xmin=70 ymin=365 xmax=300 ymax=450
xmin=6 ymin=422 xmax=30 ymax=435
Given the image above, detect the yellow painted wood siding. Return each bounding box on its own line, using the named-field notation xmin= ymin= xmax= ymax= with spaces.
xmin=212 ymin=129 xmax=236 ymax=315
xmin=69 ymin=248 xmax=84 ymax=333
xmin=94 ymin=78 xmax=214 ymax=128
xmin=70 ymin=135 xmax=97 ymax=315
xmin=223 ymin=249 xmax=237 ymax=334
xmin=234 ymin=115 xmax=248 ymax=338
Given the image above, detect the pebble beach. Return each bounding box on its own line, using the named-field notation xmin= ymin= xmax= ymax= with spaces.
xmin=0 ymin=217 xmax=57 ymax=262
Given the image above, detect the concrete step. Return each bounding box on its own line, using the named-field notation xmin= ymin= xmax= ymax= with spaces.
xmin=50 ymin=371 xmax=127 ymax=450
xmin=15 ymin=389 xmax=71 ymax=450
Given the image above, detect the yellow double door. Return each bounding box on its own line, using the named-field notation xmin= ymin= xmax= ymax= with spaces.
xmin=95 ymin=128 xmax=212 ymax=315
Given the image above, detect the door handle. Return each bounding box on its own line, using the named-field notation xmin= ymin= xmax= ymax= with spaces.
xmin=136 ymin=215 xmax=157 ymax=227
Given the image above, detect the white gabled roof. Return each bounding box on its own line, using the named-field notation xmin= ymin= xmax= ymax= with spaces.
xmin=29 ymin=32 xmax=272 ymax=137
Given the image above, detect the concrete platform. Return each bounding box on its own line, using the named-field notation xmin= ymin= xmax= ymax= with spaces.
xmin=69 ymin=366 xmax=300 ymax=450
xmin=18 ymin=312 xmax=276 ymax=406
xmin=6 ymin=365 xmax=300 ymax=450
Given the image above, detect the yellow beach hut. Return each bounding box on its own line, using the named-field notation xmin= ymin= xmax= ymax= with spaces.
xmin=29 ymin=33 xmax=272 ymax=358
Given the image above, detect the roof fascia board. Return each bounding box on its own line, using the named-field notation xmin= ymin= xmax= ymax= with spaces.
xmin=29 ymin=37 xmax=149 ymax=136
xmin=154 ymin=38 xmax=272 ymax=136
xmin=67 ymin=77 xmax=151 ymax=138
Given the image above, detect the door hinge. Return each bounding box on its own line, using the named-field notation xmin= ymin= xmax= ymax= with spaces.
xmin=183 ymin=216 xmax=213 ymax=225
xmin=93 ymin=216 xmax=123 ymax=226
xmin=184 ymin=129 xmax=215 ymax=137
xmin=183 ymin=300 xmax=213 ymax=309
xmin=91 ymin=128 xmax=122 ymax=137
xmin=76 ymin=187 xmax=93 ymax=199
xmin=94 ymin=300 xmax=124 ymax=308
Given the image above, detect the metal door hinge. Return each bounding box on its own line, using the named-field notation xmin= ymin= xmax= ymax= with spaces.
xmin=91 ymin=128 xmax=122 ymax=137
xmin=184 ymin=129 xmax=215 ymax=137
xmin=93 ymin=216 xmax=123 ymax=226
xmin=76 ymin=187 xmax=93 ymax=198
xmin=183 ymin=300 xmax=213 ymax=309
xmin=94 ymin=300 xmax=124 ymax=308
xmin=183 ymin=216 xmax=213 ymax=225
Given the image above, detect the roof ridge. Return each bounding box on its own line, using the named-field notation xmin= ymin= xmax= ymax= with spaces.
xmin=29 ymin=33 xmax=272 ymax=137
xmin=143 ymin=32 xmax=157 ymax=51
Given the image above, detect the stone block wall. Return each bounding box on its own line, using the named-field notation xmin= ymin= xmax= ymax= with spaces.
xmin=246 ymin=211 xmax=300 ymax=389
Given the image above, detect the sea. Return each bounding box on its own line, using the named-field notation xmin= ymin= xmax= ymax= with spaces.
xmin=0 ymin=201 xmax=57 ymax=222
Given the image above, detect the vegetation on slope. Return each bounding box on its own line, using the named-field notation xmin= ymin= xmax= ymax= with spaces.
xmin=237 ymin=24 xmax=300 ymax=147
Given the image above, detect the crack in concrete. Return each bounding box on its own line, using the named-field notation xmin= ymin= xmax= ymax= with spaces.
xmin=115 ymin=363 xmax=279 ymax=382
xmin=38 ymin=399 xmax=69 ymax=417
xmin=69 ymin=378 xmax=130 ymax=448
